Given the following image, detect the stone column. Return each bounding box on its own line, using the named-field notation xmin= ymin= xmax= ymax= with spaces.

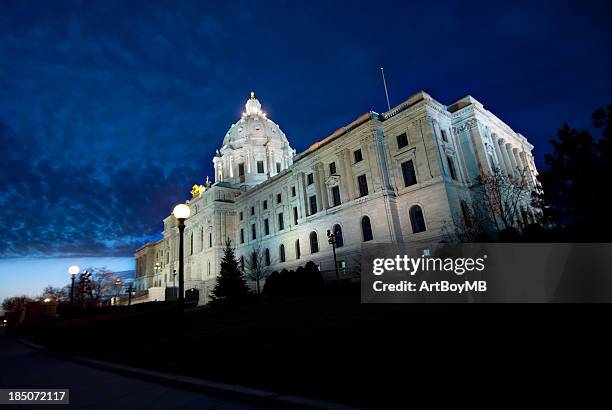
xmin=340 ymin=149 xmax=355 ymax=201
xmin=313 ymin=162 xmax=325 ymax=212
xmin=499 ymin=139 xmax=514 ymax=177
xmin=492 ymin=136 xmax=504 ymax=173
xmin=297 ymin=172 xmax=309 ymax=217
xmin=506 ymin=143 xmax=518 ymax=177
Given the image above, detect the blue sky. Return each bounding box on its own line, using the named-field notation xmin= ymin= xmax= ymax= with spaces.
xmin=0 ymin=0 xmax=610 ymax=300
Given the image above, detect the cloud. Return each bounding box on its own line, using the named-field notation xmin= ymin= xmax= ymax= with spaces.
xmin=0 ymin=119 xmax=202 ymax=257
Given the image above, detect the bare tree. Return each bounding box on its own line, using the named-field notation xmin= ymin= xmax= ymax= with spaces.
xmin=474 ymin=167 xmax=533 ymax=232
xmin=41 ymin=286 xmax=69 ymax=303
xmin=2 ymin=295 xmax=32 ymax=315
xmin=444 ymin=167 xmax=536 ymax=241
xmin=244 ymin=242 xmax=273 ymax=295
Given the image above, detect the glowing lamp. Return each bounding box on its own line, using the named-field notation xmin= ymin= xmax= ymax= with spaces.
xmin=69 ymin=265 xmax=80 ymax=276
xmin=173 ymin=204 xmax=191 ymax=220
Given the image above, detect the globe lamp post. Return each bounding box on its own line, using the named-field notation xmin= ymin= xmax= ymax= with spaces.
xmin=173 ymin=203 xmax=191 ymax=310
xmin=68 ymin=265 xmax=80 ymax=307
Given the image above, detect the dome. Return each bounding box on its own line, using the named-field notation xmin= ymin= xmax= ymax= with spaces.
xmin=221 ymin=92 xmax=290 ymax=149
xmin=214 ymin=92 xmax=295 ymax=189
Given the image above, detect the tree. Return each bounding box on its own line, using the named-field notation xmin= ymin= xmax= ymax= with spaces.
xmin=41 ymin=286 xmax=68 ymax=303
xmin=244 ymin=242 xmax=272 ymax=295
xmin=2 ymin=295 xmax=31 ymax=315
xmin=211 ymin=239 xmax=250 ymax=304
xmin=475 ymin=167 xmax=533 ymax=233
xmin=444 ymin=166 xmax=535 ymax=242
xmin=539 ymin=105 xmax=612 ymax=239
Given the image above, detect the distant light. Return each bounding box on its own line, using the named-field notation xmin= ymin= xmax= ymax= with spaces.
xmin=43 ymin=298 xmax=51 ymax=303
xmin=173 ymin=204 xmax=191 ymax=220
xmin=68 ymin=265 xmax=80 ymax=276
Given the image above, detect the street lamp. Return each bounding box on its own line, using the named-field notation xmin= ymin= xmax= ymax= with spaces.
xmin=68 ymin=265 xmax=80 ymax=307
xmin=327 ymin=229 xmax=340 ymax=284
xmin=173 ymin=203 xmax=191 ymax=310
xmin=115 ymin=278 xmax=122 ymax=305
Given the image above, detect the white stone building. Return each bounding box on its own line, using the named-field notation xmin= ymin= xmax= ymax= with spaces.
xmin=134 ymin=91 xmax=538 ymax=304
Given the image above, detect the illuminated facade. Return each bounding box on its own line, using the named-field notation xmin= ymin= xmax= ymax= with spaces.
xmin=134 ymin=91 xmax=539 ymax=304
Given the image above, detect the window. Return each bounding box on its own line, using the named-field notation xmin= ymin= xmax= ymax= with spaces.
xmin=309 ymin=195 xmax=317 ymax=215
xmin=409 ymin=205 xmax=426 ymax=233
xmin=310 ymin=231 xmax=319 ymax=253
xmin=264 ymin=218 xmax=270 ymax=235
xmin=291 ymin=186 xmax=296 ymax=197
xmin=447 ymin=156 xmax=458 ymax=180
xmin=278 ymin=213 xmax=284 ymax=230
xmin=329 ymin=162 xmax=336 ymax=175
xmin=265 ymin=249 xmax=270 ymax=266
xmin=251 ymin=224 xmax=257 ymax=240
xmin=240 ymin=211 xmax=243 ymax=221
xmin=397 ymin=133 xmax=408 ymax=149
xmin=460 ymin=200 xmax=471 ymax=227
xmin=277 ymin=193 xmax=282 ymax=204
xmin=295 ymin=239 xmax=301 ymax=259
xmin=190 ymin=233 xmax=194 ymax=254
xmin=354 ymin=149 xmax=363 ymax=163
xmin=333 ymin=224 xmax=344 ymax=247
xmin=263 ymin=200 xmax=268 ymax=210
xmin=357 ymin=174 xmax=369 ymax=197
xmin=251 ymin=252 xmax=258 ymax=269
xmin=276 ymin=162 xmax=281 ymax=173
xmin=209 ymin=232 xmax=212 ymax=248
xmin=257 ymin=160 xmax=264 ymax=173
xmin=361 ymin=216 xmax=373 ymax=241
xmin=201 ymin=227 xmax=204 ymax=251
xmin=251 ymin=206 xmax=255 ymax=216
xmin=307 ymin=173 xmax=314 ymax=185
xmin=293 ymin=206 xmax=299 ymax=225
xmin=279 ymin=244 xmax=286 ymax=262
xmin=441 ymin=129 xmax=448 ymax=142
xmin=331 ymin=186 xmax=341 ymax=207
xmin=401 ymin=160 xmax=417 ymax=187
xmin=240 ymin=256 xmax=244 ymax=271
xmin=238 ymin=163 xmax=245 ymax=182
xmin=240 ymin=228 xmax=244 ymax=244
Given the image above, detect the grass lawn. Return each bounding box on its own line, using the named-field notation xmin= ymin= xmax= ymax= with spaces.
xmin=25 ymin=285 xmax=600 ymax=408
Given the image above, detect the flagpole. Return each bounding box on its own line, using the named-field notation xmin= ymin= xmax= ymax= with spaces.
xmin=381 ymin=67 xmax=391 ymax=111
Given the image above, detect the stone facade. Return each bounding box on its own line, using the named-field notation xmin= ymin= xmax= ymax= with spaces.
xmin=134 ymin=91 xmax=538 ymax=304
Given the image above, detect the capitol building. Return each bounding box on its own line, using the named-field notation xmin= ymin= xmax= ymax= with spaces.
xmin=134 ymin=91 xmax=539 ymax=304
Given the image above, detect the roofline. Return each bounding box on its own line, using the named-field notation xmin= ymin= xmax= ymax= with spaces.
xmin=294 ymin=111 xmax=375 ymax=162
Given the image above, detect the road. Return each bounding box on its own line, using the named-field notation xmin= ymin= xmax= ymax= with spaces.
xmin=0 ymin=335 xmax=267 ymax=410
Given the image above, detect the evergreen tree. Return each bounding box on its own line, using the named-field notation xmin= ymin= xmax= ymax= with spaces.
xmin=211 ymin=238 xmax=250 ymax=304
xmin=539 ymin=105 xmax=612 ymax=239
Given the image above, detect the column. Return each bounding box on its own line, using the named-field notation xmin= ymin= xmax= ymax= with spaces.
xmin=313 ymin=163 xmax=325 ymax=212
xmin=341 ymin=149 xmax=355 ymax=201
xmin=492 ymin=136 xmax=504 ymax=174
xmin=506 ymin=143 xmax=518 ymax=178
xmin=499 ymin=139 xmax=514 ymax=177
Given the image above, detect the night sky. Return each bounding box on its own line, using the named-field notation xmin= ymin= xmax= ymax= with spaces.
xmin=0 ymin=0 xmax=610 ymax=299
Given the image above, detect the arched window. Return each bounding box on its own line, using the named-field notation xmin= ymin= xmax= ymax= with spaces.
xmin=279 ymin=244 xmax=286 ymax=262
xmin=295 ymin=239 xmax=301 ymax=259
xmin=409 ymin=205 xmax=426 ymax=233
xmin=310 ymin=231 xmax=319 ymax=253
xmin=333 ymin=224 xmax=344 ymax=247
xmin=265 ymin=248 xmax=271 ymax=266
xmin=361 ymin=216 xmax=373 ymax=242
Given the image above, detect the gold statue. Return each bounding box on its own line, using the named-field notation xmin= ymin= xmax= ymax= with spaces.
xmin=191 ymin=184 xmax=206 ymax=197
